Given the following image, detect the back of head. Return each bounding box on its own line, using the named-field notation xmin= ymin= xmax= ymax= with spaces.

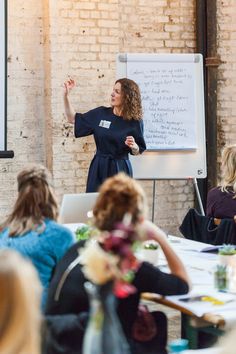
xmin=0 ymin=164 xmax=59 ymax=236
xmin=115 ymin=78 xmax=142 ymax=121
xmin=0 ymin=250 xmax=42 ymax=354
xmin=221 ymin=144 xmax=236 ymax=193
xmin=93 ymin=173 xmax=147 ymax=231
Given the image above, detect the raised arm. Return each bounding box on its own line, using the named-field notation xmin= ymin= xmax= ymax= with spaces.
xmin=63 ymin=78 xmax=76 ymax=124
xmin=140 ymin=220 xmax=191 ymax=287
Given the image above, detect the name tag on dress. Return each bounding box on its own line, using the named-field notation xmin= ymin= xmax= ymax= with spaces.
xmin=99 ymin=120 xmax=111 ymax=129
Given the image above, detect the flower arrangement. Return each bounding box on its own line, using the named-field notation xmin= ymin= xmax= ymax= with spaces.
xmin=79 ymin=217 xmax=152 ymax=298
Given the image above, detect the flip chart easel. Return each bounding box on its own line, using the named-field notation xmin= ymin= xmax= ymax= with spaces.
xmin=116 ymin=53 xmax=207 ymax=218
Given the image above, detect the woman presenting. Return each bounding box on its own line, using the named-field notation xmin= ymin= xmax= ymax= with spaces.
xmin=63 ymin=77 xmax=146 ymax=192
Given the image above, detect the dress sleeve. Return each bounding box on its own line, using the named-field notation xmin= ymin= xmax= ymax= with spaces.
xmin=74 ymin=109 xmax=96 ymax=138
xmin=132 ymin=120 xmax=146 ymax=154
xmin=133 ymin=262 xmax=189 ymax=296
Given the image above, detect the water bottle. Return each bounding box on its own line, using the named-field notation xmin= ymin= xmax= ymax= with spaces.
xmin=168 ymin=339 xmax=189 ymax=353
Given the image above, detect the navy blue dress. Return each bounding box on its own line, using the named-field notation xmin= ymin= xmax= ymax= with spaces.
xmin=74 ymin=107 xmax=146 ymax=192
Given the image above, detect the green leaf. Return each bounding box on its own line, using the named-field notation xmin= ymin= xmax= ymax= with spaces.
xmin=75 ymin=225 xmax=91 ymax=241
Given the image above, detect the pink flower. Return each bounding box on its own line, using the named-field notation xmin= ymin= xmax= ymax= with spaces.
xmin=114 ymin=280 xmax=137 ymax=298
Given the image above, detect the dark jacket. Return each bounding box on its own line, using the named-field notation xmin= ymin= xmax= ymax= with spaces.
xmin=179 ymin=208 xmax=236 ymax=245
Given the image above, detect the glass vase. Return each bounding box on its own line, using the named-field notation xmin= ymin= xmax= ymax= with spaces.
xmin=82 ymin=281 xmax=131 ymax=354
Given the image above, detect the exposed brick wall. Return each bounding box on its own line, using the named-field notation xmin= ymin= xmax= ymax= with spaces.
xmin=0 ymin=0 xmax=196 ymax=235
xmin=0 ymin=0 xmax=45 ymax=217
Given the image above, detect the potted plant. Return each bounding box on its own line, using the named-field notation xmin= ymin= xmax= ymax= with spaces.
xmin=218 ymin=245 xmax=236 ymax=267
xmin=214 ymin=264 xmax=228 ymax=291
xmin=140 ymin=240 xmax=159 ymax=265
xmin=75 ymin=225 xmax=92 ymax=241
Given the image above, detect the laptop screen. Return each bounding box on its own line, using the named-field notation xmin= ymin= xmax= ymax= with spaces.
xmin=60 ymin=193 xmax=99 ymax=224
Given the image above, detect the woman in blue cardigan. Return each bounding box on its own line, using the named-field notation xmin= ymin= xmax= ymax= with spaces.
xmin=0 ymin=164 xmax=75 ymax=308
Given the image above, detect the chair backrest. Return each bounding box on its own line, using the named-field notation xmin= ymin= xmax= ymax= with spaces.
xmin=179 ymin=208 xmax=236 ymax=245
xmin=59 ymin=193 xmax=99 ymax=224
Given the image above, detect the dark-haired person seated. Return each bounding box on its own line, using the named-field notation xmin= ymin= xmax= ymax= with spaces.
xmin=0 ymin=164 xmax=75 ymax=308
xmin=44 ymin=173 xmax=190 ymax=354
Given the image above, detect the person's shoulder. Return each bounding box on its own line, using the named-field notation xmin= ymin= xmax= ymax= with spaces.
xmin=89 ymin=106 xmax=109 ymax=114
xmin=135 ymin=261 xmax=162 ymax=279
xmin=97 ymin=106 xmax=114 ymax=116
xmin=82 ymin=106 xmax=111 ymax=119
xmin=56 ymin=240 xmax=85 ymax=264
xmin=99 ymin=106 xmax=110 ymax=111
xmin=208 ymin=186 xmax=236 ymax=197
xmin=0 ymin=227 xmax=9 ymax=237
xmin=63 ymin=239 xmax=86 ymax=255
xmin=130 ymin=118 xmax=144 ymax=126
xmin=47 ymin=240 xmax=85 ymax=290
xmin=44 ymin=219 xmax=74 ymax=238
xmin=208 ymin=186 xmax=222 ymax=196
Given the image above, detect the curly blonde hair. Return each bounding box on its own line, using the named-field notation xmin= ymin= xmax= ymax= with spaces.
xmin=116 ymin=78 xmax=143 ymax=121
xmin=93 ymin=173 xmax=148 ymax=231
xmin=0 ymin=164 xmax=59 ymax=236
xmin=220 ymin=144 xmax=236 ymax=196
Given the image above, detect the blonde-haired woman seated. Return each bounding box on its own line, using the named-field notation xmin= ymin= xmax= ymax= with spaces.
xmin=207 ymin=144 xmax=236 ymax=218
xmin=0 ymin=249 xmax=42 ymax=354
xmin=45 ymin=173 xmax=190 ymax=354
xmin=0 ymin=164 xmax=75 ymax=308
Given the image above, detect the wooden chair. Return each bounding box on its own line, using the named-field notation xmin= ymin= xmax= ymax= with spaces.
xmin=179 ymin=208 xmax=236 ymax=245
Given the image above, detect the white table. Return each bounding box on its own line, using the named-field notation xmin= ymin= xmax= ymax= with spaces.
xmin=143 ymin=235 xmax=236 ymax=349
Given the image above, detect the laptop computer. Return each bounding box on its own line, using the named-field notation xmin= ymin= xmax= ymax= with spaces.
xmin=59 ymin=192 xmax=99 ymax=224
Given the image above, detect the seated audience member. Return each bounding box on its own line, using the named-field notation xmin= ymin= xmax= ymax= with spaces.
xmin=0 ymin=164 xmax=75 ymax=308
xmin=45 ymin=173 xmax=190 ymax=354
xmin=0 ymin=249 xmax=42 ymax=354
xmin=207 ymin=144 xmax=236 ymax=218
